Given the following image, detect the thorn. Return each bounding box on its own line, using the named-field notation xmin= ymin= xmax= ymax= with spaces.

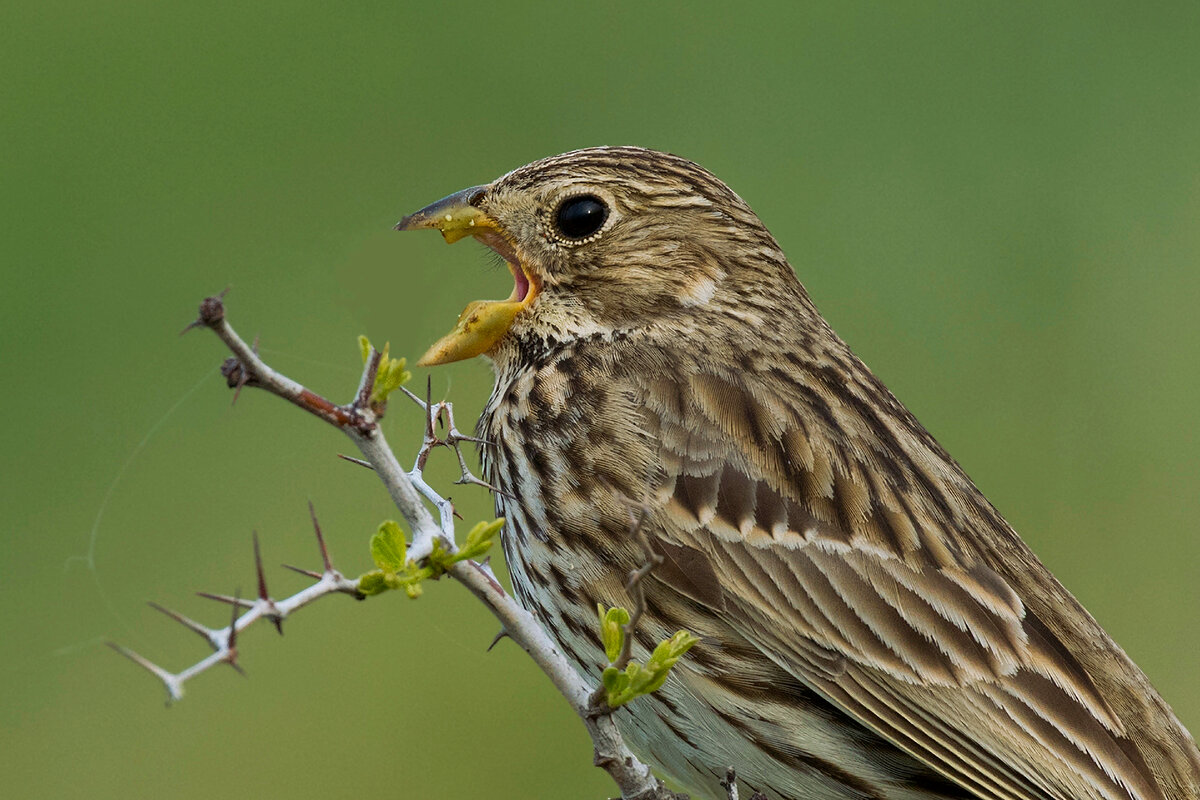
xmin=398 ymin=385 xmax=423 ymax=408
xmin=450 ymin=433 xmax=492 ymax=446
xmin=424 ymin=376 xmax=435 ymax=439
xmin=106 ymin=642 xmax=161 ymax=676
xmin=469 ymin=559 xmax=506 ymax=595
xmin=252 ymin=533 xmax=283 ymax=635
xmin=308 ymin=501 xmax=335 ymax=573
xmin=281 ymin=563 xmax=322 ymax=579
xmin=455 ymin=474 xmax=494 ymax=491
xmin=486 ymin=629 xmax=509 ymax=652
xmin=227 ymin=335 xmax=260 ymax=405
xmin=147 ymin=602 xmax=218 ymax=649
xmin=457 ymin=474 xmax=513 ymax=499
xmin=253 ymin=532 xmax=269 ymax=601
xmin=196 ymin=592 xmax=254 ymax=609
xmin=336 ymin=453 xmax=375 ymax=470
xmin=226 ymin=590 xmax=242 ymax=647
xmin=223 ymin=589 xmax=246 ymax=675
xmin=107 ymin=642 xmax=184 ymax=702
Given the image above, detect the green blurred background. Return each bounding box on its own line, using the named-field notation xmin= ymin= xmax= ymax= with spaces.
xmin=4 ymin=2 xmax=1198 ymax=797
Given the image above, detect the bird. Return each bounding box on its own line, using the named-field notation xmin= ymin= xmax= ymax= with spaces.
xmin=396 ymin=147 xmax=1200 ymax=800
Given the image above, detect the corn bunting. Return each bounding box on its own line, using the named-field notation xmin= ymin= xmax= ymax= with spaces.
xmin=397 ymin=147 xmax=1200 ymax=800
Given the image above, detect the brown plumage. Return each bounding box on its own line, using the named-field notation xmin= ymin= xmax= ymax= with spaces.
xmin=398 ymin=147 xmax=1200 ymax=800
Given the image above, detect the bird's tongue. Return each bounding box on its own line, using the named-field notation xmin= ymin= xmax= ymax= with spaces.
xmin=513 ymin=267 xmax=530 ymax=302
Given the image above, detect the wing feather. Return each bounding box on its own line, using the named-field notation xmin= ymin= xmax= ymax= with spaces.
xmin=639 ymin=368 xmax=1165 ymax=800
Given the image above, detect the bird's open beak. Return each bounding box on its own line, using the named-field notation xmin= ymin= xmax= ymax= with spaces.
xmin=395 ymin=185 xmax=538 ymax=366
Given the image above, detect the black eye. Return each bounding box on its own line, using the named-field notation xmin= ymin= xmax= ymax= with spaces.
xmin=555 ymin=195 xmax=608 ymax=239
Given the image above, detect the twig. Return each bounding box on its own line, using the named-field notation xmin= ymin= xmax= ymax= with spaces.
xmin=108 ymin=507 xmax=363 ymax=703
xmin=721 ymin=768 xmax=740 ymax=800
xmin=616 ymin=500 xmax=663 ymax=672
xmin=399 ymin=381 xmax=510 ymax=498
xmin=719 ymin=768 xmax=766 ymax=800
xmin=587 ymin=495 xmax=666 ymax=716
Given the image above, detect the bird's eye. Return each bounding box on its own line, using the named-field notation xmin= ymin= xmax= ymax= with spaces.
xmin=554 ymin=195 xmax=608 ymax=240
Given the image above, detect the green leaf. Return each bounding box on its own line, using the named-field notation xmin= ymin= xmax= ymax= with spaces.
xmin=600 ymin=625 xmax=700 ymax=708
xmin=597 ymin=605 xmax=630 ymax=664
xmin=356 ymin=335 xmax=412 ymax=408
xmin=455 ymin=518 xmax=504 ymax=562
xmin=425 ymin=538 xmax=454 ymax=575
xmin=370 ymin=520 xmax=407 ymax=572
xmin=602 ymin=666 xmax=628 ymax=697
xmin=658 ymin=630 xmax=701 ymax=663
xmin=357 ymin=570 xmax=389 ymax=596
xmin=383 ymin=358 xmax=412 ymax=393
xmin=639 ymin=658 xmax=677 ymax=695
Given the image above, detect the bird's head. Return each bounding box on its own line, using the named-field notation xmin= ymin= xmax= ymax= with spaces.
xmin=397 ymin=146 xmax=806 ymax=367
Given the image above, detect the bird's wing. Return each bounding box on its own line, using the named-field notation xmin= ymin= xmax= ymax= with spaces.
xmin=634 ymin=368 xmax=1163 ymax=800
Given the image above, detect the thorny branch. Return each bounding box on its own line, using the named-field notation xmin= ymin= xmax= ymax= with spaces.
xmin=395 ymin=377 xmax=512 ymax=536
xmin=111 ymin=293 xmax=687 ymax=800
xmin=108 ymin=505 xmax=361 ymax=702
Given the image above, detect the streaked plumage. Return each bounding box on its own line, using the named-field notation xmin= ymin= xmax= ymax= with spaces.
xmin=398 ymin=147 xmax=1200 ymax=800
